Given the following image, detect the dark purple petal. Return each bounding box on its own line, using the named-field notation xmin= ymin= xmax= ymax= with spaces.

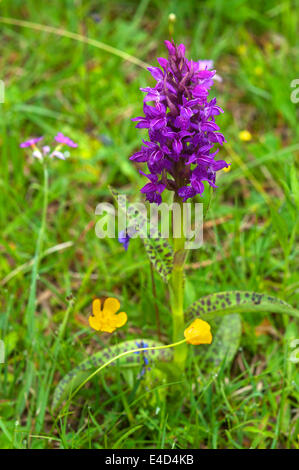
xmin=139 ymin=170 xmax=158 ymax=183
xmin=157 ymin=57 xmax=168 ymax=69
xmin=211 ymin=160 xmax=230 ymax=171
xmin=177 ymin=43 xmax=186 ymax=57
xmin=192 ymin=85 xmax=209 ymax=98
xmin=191 ymin=174 xmax=205 ymax=194
xmin=151 ymin=117 xmax=167 ymax=130
xmin=156 ymin=183 xmax=166 ymax=194
xmin=201 ymin=121 xmax=220 ymax=132
xmin=197 ymin=70 xmax=215 ymax=79
xmin=208 ymin=132 xmax=226 ymax=145
xmin=147 ymin=66 xmax=164 ymax=81
xmin=178 ymin=186 xmax=196 ymax=201
xmin=130 ymin=150 xmax=148 ymax=162
xmin=172 ymin=139 xmax=183 ymax=155
xmin=164 ymin=40 xmax=176 ymax=55
xmin=148 ymin=148 xmax=163 ymax=165
xmin=133 ymin=117 xmax=150 ymax=129
xmin=140 ymin=182 xmax=157 ymax=193
xmin=185 ymin=154 xmax=197 ymax=165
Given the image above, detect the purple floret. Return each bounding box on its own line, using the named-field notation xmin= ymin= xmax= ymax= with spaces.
xmin=54 ymin=132 xmax=78 ymax=148
xmin=130 ymin=41 xmax=229 ymax=202
xmin=20 ymin=136 xmax=43 ymax=148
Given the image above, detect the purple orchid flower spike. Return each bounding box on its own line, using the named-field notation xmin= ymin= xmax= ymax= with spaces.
xmin=130 ymin=41 xmax=228 ymax=202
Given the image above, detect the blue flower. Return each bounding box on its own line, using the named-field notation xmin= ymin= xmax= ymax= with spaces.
xmin=118 ymin=230 xmax=131 ymax=251
xmin=135 ymin=341 xmax=150 ymax=376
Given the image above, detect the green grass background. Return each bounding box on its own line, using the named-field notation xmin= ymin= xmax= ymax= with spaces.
xmin=0 ymin=0 xmax=298 ymax=449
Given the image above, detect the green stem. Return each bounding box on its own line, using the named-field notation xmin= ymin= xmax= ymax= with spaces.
xmin=35 ymin=299 xmax=74 ymax=432
xmin=25 ymin=162 xmax=49 ymax=344
xmin=18 ymin=162 xmax=49 ymax=416
xmin=169 ymin=195 xmax=188 ymax=373
xmin=58 ymin=299 xmax=74 ymax=342
xmin=150 ymin=261 xmax=161 ymax=341
xmin=63 ymin=339 xmax=187 ymax=408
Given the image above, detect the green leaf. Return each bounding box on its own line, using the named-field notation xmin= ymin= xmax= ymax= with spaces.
xmin=109 ymin=186 xmax=148 ymax=234
xmin=201 ymin=183 xmax=213 ymax=219
xmin=186 ymin=290 xmax=299 ymax=372
xmin=185 ymin=290 xmax=299 ymax=322
xmin=112 ymin=425 xmax=144 ymax=449
xmin=3 ymin=331 xmax=18 ymax=357
xmin=290 ymin=165 xmax=299 ymax=209
xmin=52 ymin=339 xmax=172 ymax=410
xmin=270 ymin=206 xmax=289 ymax=254
xmin=143 ymin=237 xmax=173 ymax=282
xmin=109 ymin=186 xmax=173 ymax=282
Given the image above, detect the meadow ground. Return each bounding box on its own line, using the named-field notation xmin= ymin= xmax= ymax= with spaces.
xmin=0 ymin=0 xmax=298 ymax=449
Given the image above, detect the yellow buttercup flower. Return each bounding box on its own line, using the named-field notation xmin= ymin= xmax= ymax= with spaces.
xmin=89 ymin=297 xmax=127 ymax=333
xmin=184 ymin=319 xmax=212 ymax=345
xmin=239 ymin=130 xmax=252 ymax=142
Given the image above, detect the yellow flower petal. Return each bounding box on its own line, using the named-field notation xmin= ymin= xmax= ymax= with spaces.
xmin=184 ymin=319 xmax=212 ymax=345
xmin=239 ymin=130 xmax=252 ymax=142
xmin=112 ymin=312 xmax=128 ymax=328
xmin=103 ymin=297 xmax=120 ymax=315
xmin=100 ymin=323 xmax=117 ymax=334
xmin=92 ymin=298 xmax=102 ymax=318
xmin=88 ymin=314 xmax=101 ymax=331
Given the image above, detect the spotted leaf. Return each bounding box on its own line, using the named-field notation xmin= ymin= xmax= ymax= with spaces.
xmin=109 ymin=186 xmax=173 ymax=282
xmin=192 ymin=314 xmax=242 ymax=373
xmin=143 ymin=237 xmax=173 ymax=282
xmin=186 ymin=290 xmax=299 ymax=322
xmin=52 ymin=339 xmax=172 ymax=410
